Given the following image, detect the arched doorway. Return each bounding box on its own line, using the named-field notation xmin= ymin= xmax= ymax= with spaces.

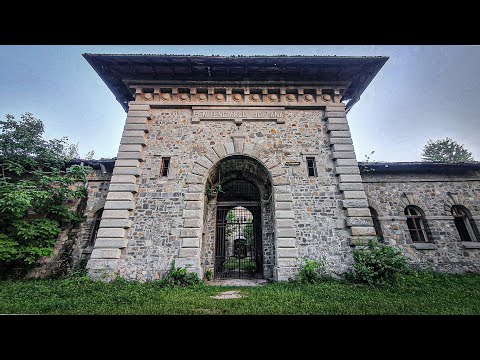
xmin=202 ymin=155 xmax=274 ymax=280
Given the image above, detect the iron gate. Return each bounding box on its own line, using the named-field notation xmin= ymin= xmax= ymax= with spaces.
xmin=214 ymin=206 xmax=262 ymax=279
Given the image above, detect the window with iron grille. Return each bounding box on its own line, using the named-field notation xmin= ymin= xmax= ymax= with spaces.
xmin=451 ymin=205 xmax=479 ymax=242
xmin=369 ymin=206 xmax=384 ymax=242
xmin=405 ymin=206 xmax=430 ymax=243
xmin=89 ymin=209 xmax=103 ymax=246
xmin=306 ymin=157 xmax=317 ymax=177
xmin=161 ymin=157 xmax=170 ymax=177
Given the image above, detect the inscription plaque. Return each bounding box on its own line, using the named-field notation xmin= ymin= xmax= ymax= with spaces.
xmin=192 ymin=106 xmax=286 ymax=124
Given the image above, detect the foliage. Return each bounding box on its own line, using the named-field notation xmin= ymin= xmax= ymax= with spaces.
xmin=361 ymin=150 xmax=376 ymax=173
xmin=0 ymin=113 xmax=92 ymax=267
xmin=63 ymin=142 xmax=95 ymax=161
xmin=204 ymin=270 xmax=213 ymax=281
xmin=223 ymin=257 xmax=256 ymax=271
xmin=421 ymin=137 xmax=474 ymax=163
xmin=294 ymin=257 xmax=326 ymax=284
xmin=206 ymin=184 xmax=224 ymax=197
xmin=243 ymin=219 xmax=253 ymax=246
xmin=348 ymin=240 xmax=410 ymax=286
xmin=154 ymin=261 xmax=203 ymax=288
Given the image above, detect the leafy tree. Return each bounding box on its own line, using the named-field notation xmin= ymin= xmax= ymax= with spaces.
xmin=421 ymin=137 xmax=474 ymax=163
xmin=0 ymin=113 xmax=91 ymax=267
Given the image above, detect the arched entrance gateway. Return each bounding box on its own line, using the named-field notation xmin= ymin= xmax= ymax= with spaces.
xmin=202 ymin=156 xmax=274 ymax=280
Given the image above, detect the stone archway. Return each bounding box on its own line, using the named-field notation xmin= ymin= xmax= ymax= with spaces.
xmin=176 ymin=134 xmax=299 ymax=281
xmin=202 ymin=155 xmax=274 ymax=279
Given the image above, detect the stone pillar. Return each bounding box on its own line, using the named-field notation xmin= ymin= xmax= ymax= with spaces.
xmin=86 ymin=104 xmax=150 ymax=279
xmin=324 ymin=105 xmax=376 ymax=246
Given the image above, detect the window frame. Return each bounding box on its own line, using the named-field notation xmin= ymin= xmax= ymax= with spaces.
xmin=306 ymin=157 xmax=318 ymax=177
xmin=451 ymin=205 xmax=478 ymax=242
xmin=405 ymin=205 xmax=431 ymax=243
xmin=161 ymin=157 xmax=171 ymax=177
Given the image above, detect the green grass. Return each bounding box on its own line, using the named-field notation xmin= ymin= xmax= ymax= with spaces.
xmin=1 ymin=272 xmax=480 ymax=314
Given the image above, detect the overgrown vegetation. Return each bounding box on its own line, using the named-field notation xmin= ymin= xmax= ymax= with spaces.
xmin=0 ymin=113 xmax=91 ymax=269
xmin=347 ymin=240 xmax=410 ymax=286
xmin=294 ymin=258 xmax=327 ymax=284
xmin=1 ymin=272 xmax=480 ymax=314
xmin=153 ymin=261 xmax=203 ymax=288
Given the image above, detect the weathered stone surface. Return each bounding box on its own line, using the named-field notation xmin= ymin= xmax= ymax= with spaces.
xmin=182 ymin=209 xmax=201 ymax=219
xmin=270 ymin=166 xmax=285 ymax=177
xmin=326 ymin=117 xmax=348 ymax=124
xmin=338 ymin=174 xmax=363 ymax=183
xmin=339 ymin=182 xmax=365 ymax=191
xmin=99 ymin=219 xmax=132 ymax=228
xmin=277 ymin=248 xmax=298 ymax=258
xmin=185 ymin=201 xmax=201 ymax=210
xmin=97 ymin=228 xmax=126 ymax=238
xmin=120 ymin=136 xmax=147 ymax=146
xmin=185 ymin=192 xmax=203 ymax=201
xmin=116 ymin=151 xmax=144 ymax=160
xmin=277 ymin=228 xmax=296 ymax=238
xmin=127 ymin=110 xmax=151 ymax=118
xmin=335 ymin=159 xmax=358 ymax=167
xmin=128 ymin=104 xmax=150 ymax=111
xmin=102 ymin=210 xmax=130 ymax=219
xmin=125 ymin=117 xmax=148 ymax=124
xmin=329 ymin=137 xmax=354 ymax=145
xmin=276 ymin=210 xmax=295 ymax=219
xmin=114 ymin=159 xmax=140 ymax=168
xmin=112 ymin=167 xmax=140 ymax=176
xmin=205 ymin=148 xmax=220 ymax=164
xmin=341 ymin=199 xmax=369 ymax=208
xmin=122 ymin=130 xmax=146 ymax=138
xmin=184 ymin=218 xmax=201 ymax=228
xmin=118 ymin=144 xmax=143 ymax=152
xmin=275 ymin=201 xmax=293 ymax=210
xmin=86 ymin=259 xmax=120 ymax=270
xmin=108 ymin=183 xmax=139 ymax=193
xmin=90 ymin=248 xmax=122 ymax=259
xmin=411 ymin=243 xmax=438 ymax=250
xmin=110 ymin=174 xmax=137 ymax=184
xmin=335 ymin=166 xmax=360 ymax=175
xmin=273 ymin=176 xmax=289 ymax=186
xmin=185 ymin=174 xmax=203 ymax=184
xmin=346 ymin=217 xmax=374 ymax=227
xmin=192 ymin=164 xmax=208 ymax=177
xmin=178 ymin=247 xmax=200 ymax=258
xmin=332 ymin=151 xmax=356 ymax=159
xmin=93 ymin=239 xmax=129 ymax=248
xmin=265 ymin=156 xmax=281 ymax=169
xmin=123 ymin=123 xmax=149 ymax=132
xmin=328 ymin=130 xmax=352 ymax=138
xmin=275 ymin=193 xmax=293 ymax=202
xmin=346 ymin=208 xmax=372 ymax=217
xmin=325 ymin=111 xmax=346 ymax=118
xmin=276 ymin=218 xmax=294 ymax=228
xmin=342 ymin=191 xmax=367 ymax=199
xmin=180 ymin=228 xmax=201 ymax=238
xmin=277 ymin=238 xmax=296 ymax=247
xmin=106 ymin=192 xmax=134 ymax=201
xmin=195 ymin=156 xmax=213 ymax=170
xmin=332 ymin=144 xmax=355 ymax=152
xmin=213 ymin=143 xmax=227 ymax=159
xmin=104 ymin=200 xmax=135 ymax=210
xmin=182 ymin=238 xmax=200 ymax=248
xmin=350 ymin=226 xmax=376 ymax=236
xmin=327 ymin=123 xmax=349 ymax=132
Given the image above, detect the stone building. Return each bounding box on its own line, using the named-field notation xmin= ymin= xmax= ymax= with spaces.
xmin=68 ymin=54 xmax=480 ymax=281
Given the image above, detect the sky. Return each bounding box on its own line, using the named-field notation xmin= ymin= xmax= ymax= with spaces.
xmin=0 ymin=45 xmax=479 ymax=162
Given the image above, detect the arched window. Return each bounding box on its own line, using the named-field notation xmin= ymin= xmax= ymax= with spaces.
xmin=405 ymin=206 xmax=430 ymax=243
xmin=369 ymin=207 xmax=384 ymax=242
xmin=451 ymin=205 xmax=479 ymax=242
xmin=89 ymin=209 xmax=103 ymax=246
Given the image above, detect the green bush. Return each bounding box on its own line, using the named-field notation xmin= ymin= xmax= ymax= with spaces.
xmin=294 ymin=258 xmax=326 ymax=284
xmin=155 ymin=261 xmax=203 ymax=288
xmin=349 ymin=240 xmax=410 ymax=286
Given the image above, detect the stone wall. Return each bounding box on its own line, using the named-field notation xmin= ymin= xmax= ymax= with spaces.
xmin=86 ymin=102 xmax=375 ymax=281
xmin=362 ymin=171 xmax=480 ymax=273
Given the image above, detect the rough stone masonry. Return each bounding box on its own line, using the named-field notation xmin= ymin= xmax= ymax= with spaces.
xmin=67 ymin=54 xmax=479 ymax=282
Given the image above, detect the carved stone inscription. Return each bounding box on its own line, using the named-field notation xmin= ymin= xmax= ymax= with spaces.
xmin=192 ymin=107 xmax=285 ymax=124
